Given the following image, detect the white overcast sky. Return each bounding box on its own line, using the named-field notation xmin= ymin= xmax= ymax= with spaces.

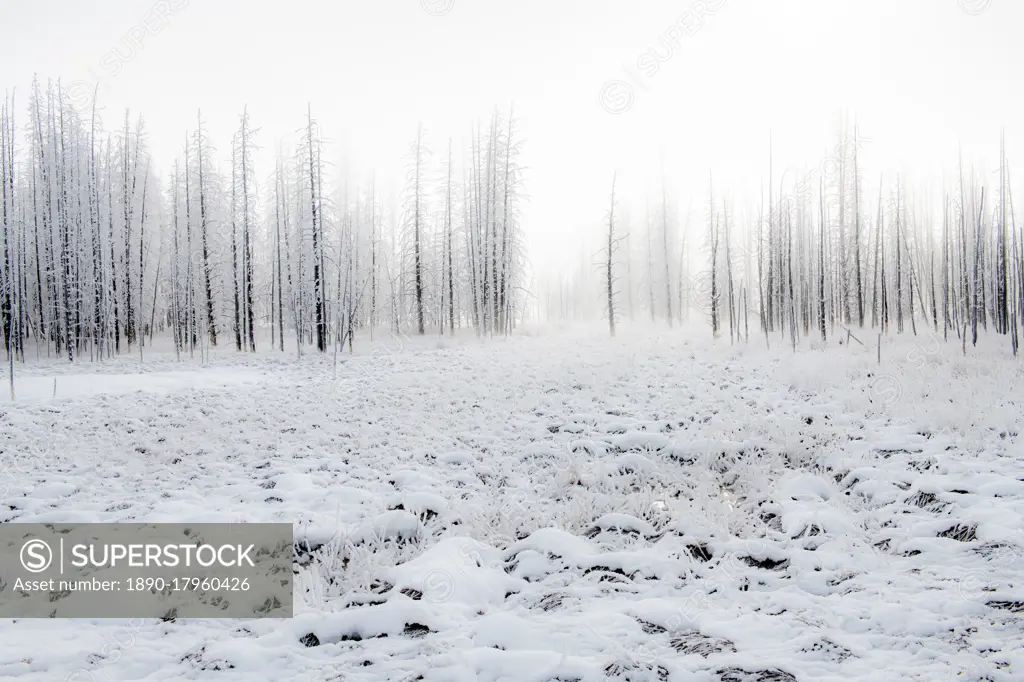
xmin=2 ymin=0 xmax=1022 ymax=273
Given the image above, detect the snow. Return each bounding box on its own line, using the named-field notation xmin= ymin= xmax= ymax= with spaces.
xmin=1 ymin=326 xmax=1022 ymax=681
xmin=387 ymin=537 xmax=521 ymax=609
xmin=10 ymin=366 xmax=267 ymax=404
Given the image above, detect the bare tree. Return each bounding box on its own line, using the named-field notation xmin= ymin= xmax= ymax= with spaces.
xmin=605 ymin=172 xmax=619 ymax=337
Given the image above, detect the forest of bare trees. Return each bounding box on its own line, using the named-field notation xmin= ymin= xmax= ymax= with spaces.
xmin=4 ymin=81 xmax=1020 ymax=364
xmin=570 ymin=121 xmax=1022 ymax=357
xmin=0 ymin=80 xmax=527 ymax=365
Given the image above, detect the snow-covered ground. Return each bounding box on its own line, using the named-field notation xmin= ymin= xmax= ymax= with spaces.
xmin=1 ymin=325 xmax=1022 ymax=681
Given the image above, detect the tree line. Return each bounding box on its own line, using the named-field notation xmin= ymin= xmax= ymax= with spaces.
xmin=0 ymin=79 xmax=527 ymax=364
xmin=575 ymin=121 xmax=1021 ymax=356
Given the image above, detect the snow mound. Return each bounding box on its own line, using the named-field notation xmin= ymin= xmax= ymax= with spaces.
xmin=386 ymin=537 xmax=524 ymax=608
